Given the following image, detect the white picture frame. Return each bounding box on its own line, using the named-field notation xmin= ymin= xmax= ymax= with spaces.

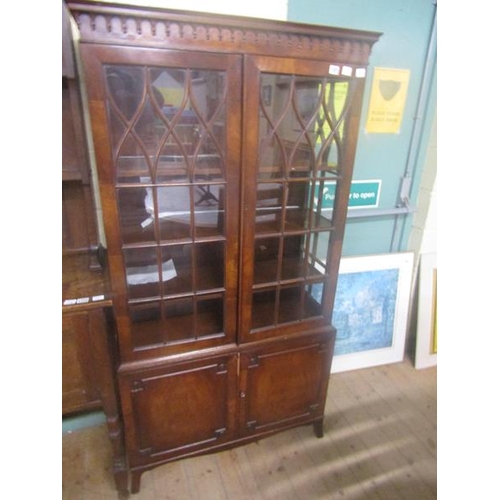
xmin=414 ymin=252 xmax=437 ymax=369
xmin=330 ymin=252 xmax=414 ymax=373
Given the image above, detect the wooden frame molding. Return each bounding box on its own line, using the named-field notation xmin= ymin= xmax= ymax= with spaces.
xmin=68 ymin=1 xmax=380 ymax=64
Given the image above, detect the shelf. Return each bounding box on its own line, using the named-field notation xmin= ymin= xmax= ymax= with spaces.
xmin=251 ymin=286 xmax=323 ymax=331
xmin=131 ymin=298 xmax=225 ymax=349
xmin=115 ymin=155 xmax=223 ymax=183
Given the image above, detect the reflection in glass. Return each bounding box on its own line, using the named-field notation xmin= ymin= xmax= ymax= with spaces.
xmin=304 ymin=281 xmax=323 ymax=318
xmin=160 ymin=244 xmax=193 ymax=296
xmin=258 ymin=74 xmax=351 ymax=180
xmin=118 ymin=187 xmax=154 ymax=244
xmin=156 ymin=186 xmax=192 ymax=241
xmin=124 ymin=247 xmax=160 ymax=300
xmin=194 ymin=184 xmax=224 ymax=238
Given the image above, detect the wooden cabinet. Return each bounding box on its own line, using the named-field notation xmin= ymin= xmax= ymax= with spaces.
xmin=63 ymin=3 xmax=128 ymax=492
xmin=62 ymin=309 xmax=104 ymax=414
xmin=68 ymin=1 xmax=380 ymax=493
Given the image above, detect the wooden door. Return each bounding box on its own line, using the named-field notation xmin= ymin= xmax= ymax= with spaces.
xmin=119 ymin=353 xmax=238 ymax=467
xmin=238 ymin=331 xmax=335 ymax=437
xmin=240 ymin=55 xmax=368 ymax=344
xmin=80 ymin=45 xmax=242 ymax=361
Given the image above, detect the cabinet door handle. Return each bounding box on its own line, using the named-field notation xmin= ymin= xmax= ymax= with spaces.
xmin=240 ymin=391 xmax=246 ymax=398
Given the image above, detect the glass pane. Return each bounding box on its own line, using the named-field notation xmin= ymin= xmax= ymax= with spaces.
xmin=308 ymin=231 xmax=332 ymax=272
xmin=124 ymin=247 xmax=160 ymax=300
xmin=116 ymin=154 xmax=152 ymax=184
xmin=192 ymin=69 xmax=226 ymax=182
xmin=130 ymin=302 xmax=165 ymax=348
xmin=118 ymin=187 xmax=155 ymax=244
xmin=163 ymin=298 xmax=195 ymax=342
xmin=196 ymin=296 xmax=224 ymax=337
xmin=258 ymin=74 xmax=351 ymax=181
xmin=194 ymin=184 xmax=224 ymax=238
xmin=106 ymin=66 xmax=146 ymax=120
xmin=193 ymin=147 xmax=224 ymax=182
xmin=160 ymin=244 xmax=193 ymax=296
xmin=195 ymin=242 xmax=224 ymax=291
xmin=253 ymin=237 xmax=280 ymax=285
xmin=285 ymin=181 xmax=311 ymax=231
xmin=255 ymin=183 xmax=284 ymax=234
xmin=312 ymin=177 xmax=337 ymax=228
xmin=258 ymin=75 xmax=289 ymax=180
xmin=308 ymin=282 xmax=324 ymax=316
xmin=130 ymin=302 xmax=161 ymax=324
xmin=304 ymin=282 xmax=323 ymax=319
xmin=156 ymin=186 xmax=192 ymax=241
xmin=316 ymin=80 xmax=350 ymax=171
xmin=251 ymin=288 xmax=277 ymax=330
xmin=277 ymin=285 xmax=303 ymax=324
xmin=282 ymin=234 xmax=307 ymax=281
xmin=258 ymin=75 xmax=320 ymax=180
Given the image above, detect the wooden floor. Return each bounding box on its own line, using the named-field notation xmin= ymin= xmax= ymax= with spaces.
xmin=62 ymin=357 xmax=437 ymax=500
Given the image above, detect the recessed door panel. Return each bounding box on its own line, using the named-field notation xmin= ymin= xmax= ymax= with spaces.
xmin=238 ymin=333 xmax=334 ymax=435
xmin=121 ymin=354 xmax=237 ymax=466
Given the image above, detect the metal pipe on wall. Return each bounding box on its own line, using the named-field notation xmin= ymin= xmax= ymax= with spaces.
xmin=390 ymin=1 xmax=437 ymax=252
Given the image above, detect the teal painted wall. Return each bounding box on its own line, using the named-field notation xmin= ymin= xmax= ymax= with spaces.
xmin=288 ymin=0 xmax=437 ymax=256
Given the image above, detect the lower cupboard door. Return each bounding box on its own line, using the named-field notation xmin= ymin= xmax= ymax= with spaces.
xmin=239 ymin=333 xmax=334 ymax=436
xmin=120 ymin=354 xmax=237 ymax=466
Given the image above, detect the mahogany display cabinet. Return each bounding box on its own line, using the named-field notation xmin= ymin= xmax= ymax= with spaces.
xmin=67 ymin=1 xmax=381 ymax=493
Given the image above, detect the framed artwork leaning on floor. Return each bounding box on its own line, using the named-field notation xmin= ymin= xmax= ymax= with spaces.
xmin=315 ymin=252 xmax=414 ymax=373
xmin=415 ymin=252 xmax=437 ymax=370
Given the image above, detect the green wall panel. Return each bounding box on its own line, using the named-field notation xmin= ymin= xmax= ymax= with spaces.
xmin=288 ymin=0 xmax=437 ymax=256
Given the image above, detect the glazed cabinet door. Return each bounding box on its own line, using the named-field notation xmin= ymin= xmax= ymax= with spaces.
xmin=80 ymin=45 xmax=242 ymax=361
xmin=240 ymin=55 xmax=368 ymax=343
xmin=119 ymin=353 xmax=238 ymax=468
xmin=238 ymin=331 xmax=335 ymax=436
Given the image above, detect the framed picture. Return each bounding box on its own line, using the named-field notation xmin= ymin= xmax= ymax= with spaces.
xmin=414 ymin=252 xmax=437 ymax=369
xmin=329 ymin=252 xmax=414 ymax=373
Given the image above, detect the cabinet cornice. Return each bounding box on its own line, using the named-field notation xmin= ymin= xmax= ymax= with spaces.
xmin=68 ymin=1 xmax=381 ymax=64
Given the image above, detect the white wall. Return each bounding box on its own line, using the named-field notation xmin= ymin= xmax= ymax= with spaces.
xmin=408 ymin=113 xmax=437 ymax=257
xmin=406 ymin=112 xmax=437 ymax=361
xmin=93 ymin=0 xmax=288 ymax=20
